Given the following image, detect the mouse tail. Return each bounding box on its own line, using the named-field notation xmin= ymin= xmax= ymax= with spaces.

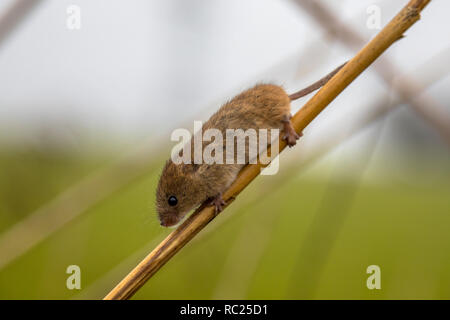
xmin=288 ymin=61 xmax=347 ymax=101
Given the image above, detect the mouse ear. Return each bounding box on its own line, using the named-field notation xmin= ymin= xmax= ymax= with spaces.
xmin=181 ymin=163 xmax=200 ymax=175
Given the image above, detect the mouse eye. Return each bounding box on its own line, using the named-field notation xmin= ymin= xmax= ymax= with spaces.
xmin=168 ymin=196 xmax=178 ymax=206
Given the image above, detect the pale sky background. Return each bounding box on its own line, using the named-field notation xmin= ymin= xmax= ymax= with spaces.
xmin=0 ymin=0 xmax=448 ymax=157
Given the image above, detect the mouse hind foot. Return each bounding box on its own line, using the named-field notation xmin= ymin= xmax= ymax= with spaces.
xmin=281 ymin=115 xmax=302 ymax=147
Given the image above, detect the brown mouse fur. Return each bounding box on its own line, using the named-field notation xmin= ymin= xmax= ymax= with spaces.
xmin=156 ymin=84 xmax=297 ymax=227
xmin=156 ymin=63 xmax=346 ymax=227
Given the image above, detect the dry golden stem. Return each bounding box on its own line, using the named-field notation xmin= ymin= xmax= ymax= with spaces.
xmin=104 ymin=0 xmax=431 ymax=300
xmin=81 ymin=46 xmax=447 ymax=299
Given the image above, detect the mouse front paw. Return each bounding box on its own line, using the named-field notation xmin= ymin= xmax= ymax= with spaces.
xmin=208 ymin=194 xmax=226 ymax=215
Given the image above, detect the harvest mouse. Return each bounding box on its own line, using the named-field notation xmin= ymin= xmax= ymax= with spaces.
xmin=156 ymin=63 xmax=345 ymax=227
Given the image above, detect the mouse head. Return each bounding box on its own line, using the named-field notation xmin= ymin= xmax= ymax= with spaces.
xmin=156 ymin=160 xmax=206 ymax=227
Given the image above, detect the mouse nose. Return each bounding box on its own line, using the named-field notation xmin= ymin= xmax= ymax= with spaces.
xmin=160 ymin=220 xmax=169 ymax=227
